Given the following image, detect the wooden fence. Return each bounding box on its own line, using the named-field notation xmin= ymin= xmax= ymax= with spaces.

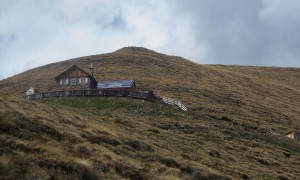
xmin=24 ymin=88 xmax=156 ymax=101
xmin=23 ymin=88 xmax=188 ymax=112
xmin=161 ymin=96 xmax=188 ymax=112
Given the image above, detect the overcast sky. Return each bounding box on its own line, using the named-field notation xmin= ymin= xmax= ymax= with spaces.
xmin=1 ymin=0 xmax=300 ymax=80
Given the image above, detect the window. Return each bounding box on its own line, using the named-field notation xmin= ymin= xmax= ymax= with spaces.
xmin=85 ymin=78 xmax=89 ymax=84
xmin=78 ymin=78 xmax=82 ymax=85
xmin=60 ymin=80 xmax=63 ymax=85
xmin=65 ymin=79 xmax=69 ymax=85
xmin=71 ymin=78 xmax=77 ymax=86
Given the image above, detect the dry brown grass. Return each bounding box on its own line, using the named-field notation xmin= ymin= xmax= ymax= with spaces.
xmin=1 ymin=47 xmax=300 ymax=179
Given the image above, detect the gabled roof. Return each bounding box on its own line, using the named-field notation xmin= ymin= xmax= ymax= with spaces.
xmin=26 ymin=87 xmax=35 ymax=92
xmin=55 ymin=64 xmax=94 ymax=82
xmin=97 ymin=80 xmax=135 ymax=89
xmin=286 ymin=131 xmax=299 ymax=135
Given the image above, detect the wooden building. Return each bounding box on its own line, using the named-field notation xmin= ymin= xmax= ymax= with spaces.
xmin=286 ymin=131 xmax=300 ymax=141
xmin=55 ymin=65 xmax=97 ymax=90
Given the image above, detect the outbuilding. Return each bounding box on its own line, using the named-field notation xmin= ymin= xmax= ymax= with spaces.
xmin=26 ymin=87 xmax=35 ymax=95
xmin=286 ymin=131 xmax=300 ymax=141
xmin=55 ymin=64 xmax=97 ymax=90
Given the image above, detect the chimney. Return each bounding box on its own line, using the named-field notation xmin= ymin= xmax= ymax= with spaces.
xmin=90 ymin=63 xmax=94 ymax=76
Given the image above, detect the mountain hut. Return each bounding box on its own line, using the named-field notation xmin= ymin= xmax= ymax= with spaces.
xmin=55 ymin=64 xmax=97 ymax=90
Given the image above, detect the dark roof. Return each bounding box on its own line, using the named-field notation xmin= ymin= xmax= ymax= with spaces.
xmin=55 ymin=64 xmax=95 ymax=82
xmin=97 ymin=80 xmax=135 ymax=88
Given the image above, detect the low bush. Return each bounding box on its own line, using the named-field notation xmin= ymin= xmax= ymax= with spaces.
xmin=125 ymin=140 xmax=154 ymax=152
xmin=82 ymin=134 xmax=120 ymax=146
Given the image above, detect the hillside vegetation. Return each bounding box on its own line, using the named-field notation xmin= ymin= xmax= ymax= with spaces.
xmin=1 ymin=47 xmax=300 ymax=179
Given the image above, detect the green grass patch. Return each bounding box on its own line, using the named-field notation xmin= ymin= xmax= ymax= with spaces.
xmin=40 ymin=97 xmax=182 ymax=118
xmin=41 ymin=97 xmax=140 ymax=110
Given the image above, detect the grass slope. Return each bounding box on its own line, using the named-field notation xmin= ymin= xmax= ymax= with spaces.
xmin=1 ymin=47 xmax=300 ymax=179
xmin=1 ymin=92 xmax=299 ymax=179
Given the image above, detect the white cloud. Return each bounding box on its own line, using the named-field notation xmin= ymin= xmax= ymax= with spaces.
xmin=0 ymin=0 xmax=300 ymax=80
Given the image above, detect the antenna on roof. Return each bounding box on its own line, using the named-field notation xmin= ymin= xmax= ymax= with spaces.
xmin=90 ymin=62 xmax=94 ymax=76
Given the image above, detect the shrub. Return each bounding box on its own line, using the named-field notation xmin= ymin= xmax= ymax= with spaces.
xmin=83 ymin=134 xmax=120 ymax=146
xmin=125 ymin=140 xmax=154 ymax=152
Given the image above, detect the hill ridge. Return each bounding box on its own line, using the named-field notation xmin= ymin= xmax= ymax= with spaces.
xmin=0 ymin=47 xmax=300 ymax=179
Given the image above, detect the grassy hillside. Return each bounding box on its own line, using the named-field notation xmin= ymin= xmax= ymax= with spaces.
xmin=1 ymin=47 xmax=300 ymax=179
xmin=1 ymin=92 xmax=299 ymax=179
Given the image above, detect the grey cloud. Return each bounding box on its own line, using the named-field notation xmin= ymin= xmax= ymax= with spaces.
xmin=171 ymin=0 xmax=300 ymax=67
xmin=259 ymin=0 xmax=300 ymax=66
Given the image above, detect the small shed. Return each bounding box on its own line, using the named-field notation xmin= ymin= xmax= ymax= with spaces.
xmin=97 ymin=80 xmax=136 ymax=89
xmin=286 ymin=131 xmax=300 ymax=141
xmin=55 ymin=64 xmax=97 ymax=90
xmin=26 ymin=87 xmax=35 ymax=95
